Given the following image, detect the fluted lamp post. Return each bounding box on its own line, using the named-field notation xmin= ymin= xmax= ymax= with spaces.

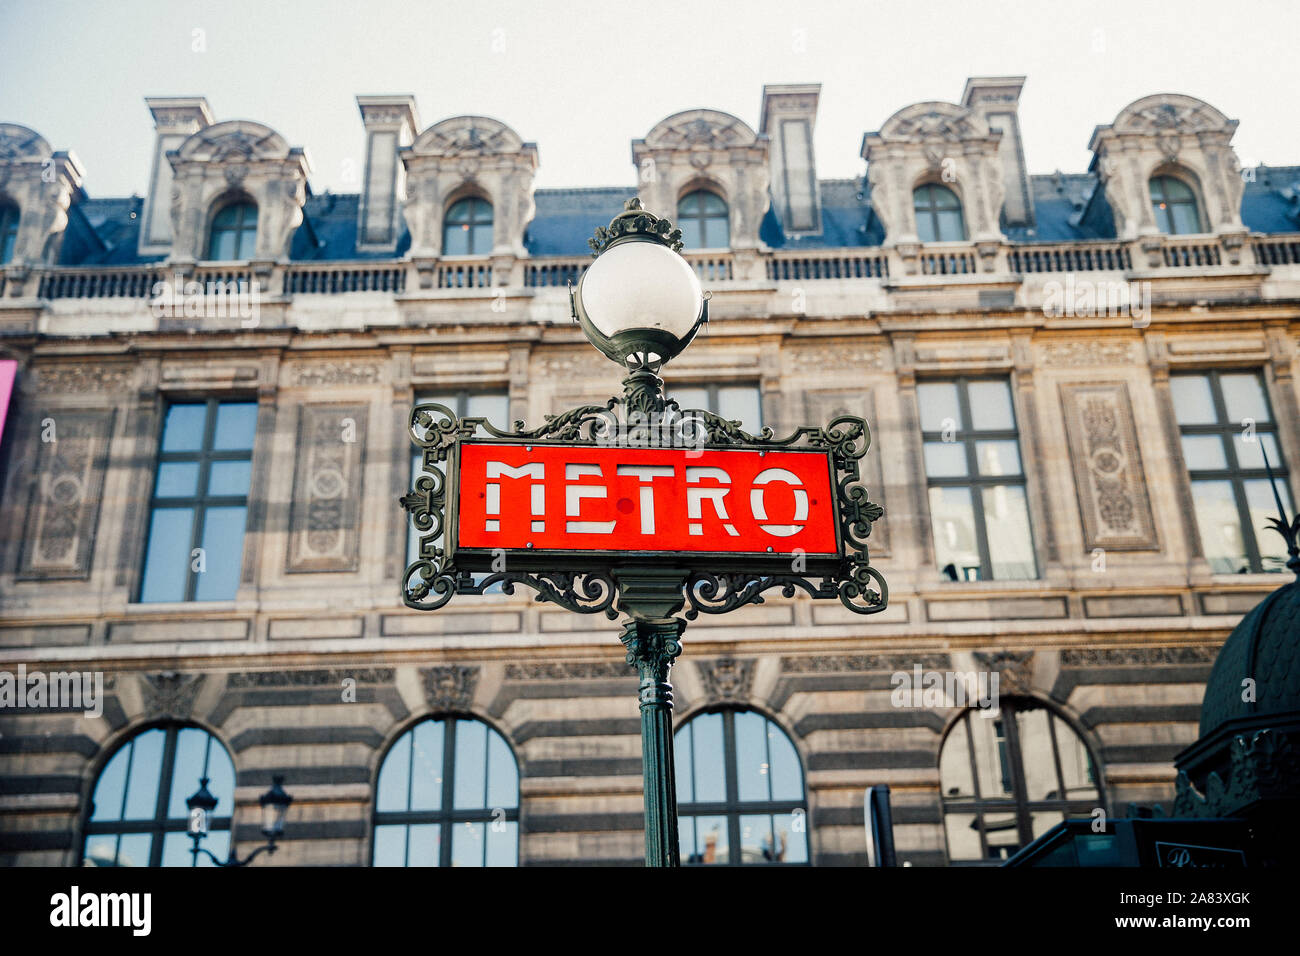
xmin=567 ymin=198 xmax=709 ymax=867
xmin=186 ymin=775 xmax=293 ymax=867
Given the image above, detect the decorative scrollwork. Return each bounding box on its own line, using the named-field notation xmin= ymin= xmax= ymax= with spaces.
xmin=468 ymin=570 xmax=619 ymax=618
xmin=684 ymin=572 xmax=835 ymax=619
xmin=400 ymin=378 xmax=888 ymax=617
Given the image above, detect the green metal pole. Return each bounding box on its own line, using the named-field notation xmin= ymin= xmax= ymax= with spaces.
xmin=621 ymin=616 xmax=684 ymax=867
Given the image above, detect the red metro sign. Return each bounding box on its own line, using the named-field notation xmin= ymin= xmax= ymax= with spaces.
xmin=452 ymin=442 xmax=842 ymax=571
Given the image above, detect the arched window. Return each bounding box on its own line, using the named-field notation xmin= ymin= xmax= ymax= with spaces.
xmin=373 ymin=716 xmax=519 ymax=867
xmin=443 ymin=197 xmax=494 ymax=255
xmin=939 ymin=700 xmax=1103 ymax=863
xmin=0 ymin=201 xmax=19 ymax=264
xmin=913 ymin=183 xmax=966 ymax=242
xmin=82 ymin=725 xmax=235 ymax=867
xmin=674 ymin=708 xmax=808 ymax=865
xmin=207 ymin=201 xmax=258 ymax=260
xmin=1149 ymin=175 xmax=1204 ymax=234
xmin=677 ymin=190 xmax=729 ymax=249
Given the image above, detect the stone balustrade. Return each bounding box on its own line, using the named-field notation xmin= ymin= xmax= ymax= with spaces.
xmin=2 ymin=233 xmax=1296 ymax=304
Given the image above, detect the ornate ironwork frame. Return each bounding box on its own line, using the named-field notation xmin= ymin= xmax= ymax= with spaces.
xmin=399 ymin=383 xmax=888 ymax=622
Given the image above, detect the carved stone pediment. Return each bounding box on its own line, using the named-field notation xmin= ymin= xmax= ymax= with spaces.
xmin=0 ymin=123 xmax=53 ymax=162
xmin=642 ymin=110 xmax=755 ymax=151
xmin=176 ymin=121 xmax=291 ymax=163
xmin=410 ymin=116 xmax=525 ymax=157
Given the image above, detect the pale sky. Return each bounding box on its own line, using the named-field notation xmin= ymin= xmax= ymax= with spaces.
xmin=1 ymin=0 xmax=1295 ymax=199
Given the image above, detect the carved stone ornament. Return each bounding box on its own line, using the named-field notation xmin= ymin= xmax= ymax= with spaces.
xmin=141 ymin=672 xmax=205 ymax=721
xmin=697 ymin=658 xmax=755 ymax=703
xmin=972 ymin=650 xmax=1034 ymax=696
xmin=422 ymin=665 xmax=479 ymax=712
xmin=1171 ymin=729 xmax=1299 ymax=819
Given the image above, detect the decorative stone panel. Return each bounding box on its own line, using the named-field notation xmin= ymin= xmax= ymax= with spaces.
xmin=18 ymin=407 xmax=115 ymax=579
xmin=1060 ymin=382 xmax=1158 ymax=551
xmin=1088 ymin=94 xmax=1245 ymax=241
xmin=286 ymin=404 xmax=367 ymax=573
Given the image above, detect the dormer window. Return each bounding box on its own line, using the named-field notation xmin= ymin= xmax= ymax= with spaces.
xmin=443 ymin=197 xmax=493 ymax=255
xmin=677 ymin=190 xmax=729 ymax=249
xmin=1149 ymin=175 xmax=1203 ymax=234
xmin=0 ymin=201 xmax=18 ymax=264
xmin=914 ymin=184 xmax=966 ymax=242
xmin=207 ymin=201 xmax=258 ymax=261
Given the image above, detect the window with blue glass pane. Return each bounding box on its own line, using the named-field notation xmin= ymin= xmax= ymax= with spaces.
xmin=0 ymin=202 xmax=19 ymax=265
xmin=1149 ymin=175 xmax=1204 ymax=235
xmin=914 ymin=184 xmax=966 ymax=242
xmin=373 ymin=716 xmax=518 ymax=867
xmin=140 ymin=400 xmax=256 ymax=602
xmin=83 ymin=725 xmax=234 ymax=867
xmin=677 ymin=190 xmax=729 ymax=249
xmin=443 ymin=197 xmax=494 ymax=255
xmin=207 ymin=201 xmax=258 ymax=261
xmin=674 ymin=708 xmax=808 ymax=865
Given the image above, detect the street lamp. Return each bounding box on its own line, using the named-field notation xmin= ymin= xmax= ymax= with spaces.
xmin=186 ymin=775 xmax=292 ymax=867
xmin=570 ymin=198 xmax=708 ymax=419
xmin=566 ymin=198 xmax=712 ymax=867
xmin=401 ymin=196 xmax=889 ymax=867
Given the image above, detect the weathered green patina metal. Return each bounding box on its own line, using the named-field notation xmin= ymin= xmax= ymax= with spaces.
xmin=400 ymin=199 xmax=889 ymax=867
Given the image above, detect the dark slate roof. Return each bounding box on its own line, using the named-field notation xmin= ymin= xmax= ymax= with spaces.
xmin=524 ymin=186 xmax=637 ymax=256
xmin=1242 ymin=165 xmax=1300 ymax=233
xmin=289 ymin=193 xmax=411 ymax=260
xmin=47 ymin=165 xmax=1300 ymax=266
xmin=58 ymin=196 xmax=164 ymax=265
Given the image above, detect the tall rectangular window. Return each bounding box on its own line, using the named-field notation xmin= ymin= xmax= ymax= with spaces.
xmin=408 ymin=391 xmax=509 ymax=568
xmin=1172 ymin=370 xmax=1293 ymax=574
xmin=669 ymin=383 xmax=763 ymax=431
xmin=139 ymin=399 xmax=257 ymax=602
xmin=919 ymin=378 xmax=1036 ymax=581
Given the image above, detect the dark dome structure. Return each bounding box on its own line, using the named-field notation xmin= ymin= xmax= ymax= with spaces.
xmin=1171 ymin=509 xmax=1300 ymax=831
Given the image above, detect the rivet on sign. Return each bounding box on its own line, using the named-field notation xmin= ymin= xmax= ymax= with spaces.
xmin=767 ymin=546 xmax=774 ymax=553
xmin=527 ymin=542 xmax=533 ymax=548
xmin=525 ymin=445 xmax=532 ymax=452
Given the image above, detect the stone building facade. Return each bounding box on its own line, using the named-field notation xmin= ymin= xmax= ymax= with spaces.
xmin=1 ymin=77 xmax=1298 ymax=866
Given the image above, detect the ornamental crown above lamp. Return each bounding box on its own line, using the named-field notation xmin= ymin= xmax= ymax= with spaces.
xmin=569 ymin=198 xmax=708 ymax=373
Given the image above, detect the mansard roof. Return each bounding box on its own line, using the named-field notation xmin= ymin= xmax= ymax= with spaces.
xmin=51 ymin=168 xmax=1300 ymax=266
